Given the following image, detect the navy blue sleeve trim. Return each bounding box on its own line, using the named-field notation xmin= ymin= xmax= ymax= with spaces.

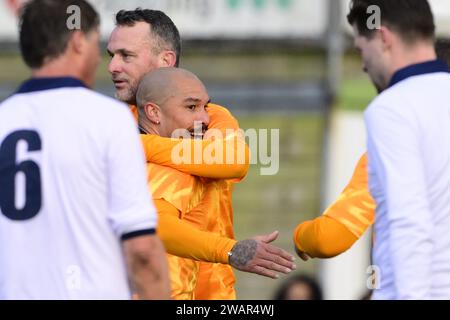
xmin=121 ymin=228 xmax=156 ymax=241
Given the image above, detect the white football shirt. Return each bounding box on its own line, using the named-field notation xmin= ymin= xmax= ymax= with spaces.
xmin=366 ymin=60 xmax=450 ymax=299
xmin=0 ymin=77 xmax=157 ymax=299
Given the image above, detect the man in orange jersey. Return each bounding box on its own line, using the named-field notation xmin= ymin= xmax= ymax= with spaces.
xmin=135 ymin=67 xmax=296 ymax=299
xmin=106 ymin=9 xmax=296 ymax=299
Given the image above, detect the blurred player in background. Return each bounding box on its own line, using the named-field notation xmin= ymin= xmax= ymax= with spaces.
xmin=0 ymin=0 xmax=170 ymax=299
xmin=136 ymin=67 xmax=296 ymax=299
xmin=273 ymin=274 xmax=323 ymax=300
xmin=107 ymin=9 xmax=295 ymax=299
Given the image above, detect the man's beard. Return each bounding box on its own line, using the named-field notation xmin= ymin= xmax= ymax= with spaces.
xmin=115 ymin=86 xmax=137 ymax=105
xmin=112 ymin=76 xmax=138 ymax=105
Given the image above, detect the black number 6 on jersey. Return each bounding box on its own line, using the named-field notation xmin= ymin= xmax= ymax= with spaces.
xmin=0 ymin=130 xmax=42 ymax=221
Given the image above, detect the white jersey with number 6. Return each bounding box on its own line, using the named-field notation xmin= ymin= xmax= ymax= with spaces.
xmin=0 ymin=77 xmax=157 ymax=299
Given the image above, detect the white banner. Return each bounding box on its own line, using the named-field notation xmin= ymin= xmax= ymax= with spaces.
xmin=1 ymin=0 xmax=329 ymax=41
xmin=96 ymin=0 xmax=329 ymax=39
xmin=1 ymin=0 xmax=449 ymax=42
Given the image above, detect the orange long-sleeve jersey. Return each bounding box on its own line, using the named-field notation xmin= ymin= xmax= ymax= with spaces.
xmin=131 ymin=103 xmax=249 ymax=299
xmin=294 ymin=153 xmax=376 ymax=258
xmin=147 ymin=163 xmax=236 ymax=299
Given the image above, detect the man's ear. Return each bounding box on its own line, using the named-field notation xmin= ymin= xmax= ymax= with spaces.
xmin=159 ymin=50 xmax=177 ymax=67
xmin=144 ymin=102 xmax=162 ymax=124
xmin=379 ymin=26 xmax=394 ymax=51
xmin=70 ymin=31 xmax=86 ymax=55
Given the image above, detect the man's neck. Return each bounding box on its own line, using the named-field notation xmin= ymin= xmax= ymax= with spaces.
xmin=139 ymin=121 xmax=160 ymax=136
xmin=32 ymin=56 xmax=82 ymax=81
xmin=389 ymin=42 xmax=437 ymax=79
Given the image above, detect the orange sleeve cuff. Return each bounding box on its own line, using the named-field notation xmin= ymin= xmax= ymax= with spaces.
xmin=293 ymin=215 xmax=358 ymax=258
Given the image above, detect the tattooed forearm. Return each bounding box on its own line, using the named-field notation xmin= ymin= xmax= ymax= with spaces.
xmin=229 ymin=239 xmax=258 ymax=268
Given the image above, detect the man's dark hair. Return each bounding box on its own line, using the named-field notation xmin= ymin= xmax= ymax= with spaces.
xmin=347 ymin=0 xmax=435 ymax=43
xmin=273 ymin=274 xmax=323 ymax=300
xmin=20 ymin=0 xmax=100 ymax=69
xmin=115 ymin=9 xmax=181 ymax=67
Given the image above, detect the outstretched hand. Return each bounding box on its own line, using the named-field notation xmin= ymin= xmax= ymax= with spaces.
xmin=229 ymin=231 xmax=297 ymax=279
